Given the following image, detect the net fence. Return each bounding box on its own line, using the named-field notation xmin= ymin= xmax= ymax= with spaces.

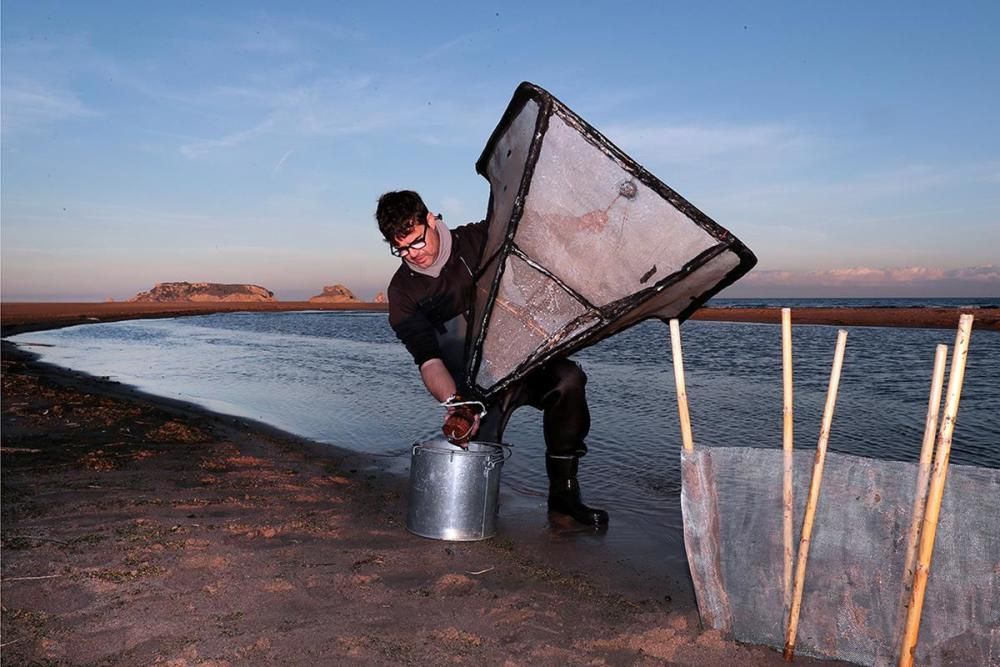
xmin=681 ymin=446 xmax=1000 ymax=666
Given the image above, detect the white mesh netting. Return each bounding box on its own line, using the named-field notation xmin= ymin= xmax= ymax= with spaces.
xmin=467 ymin=82 xmax=756 ymax=398
xmin=681 ymin=447 xmax=1000 ymax=666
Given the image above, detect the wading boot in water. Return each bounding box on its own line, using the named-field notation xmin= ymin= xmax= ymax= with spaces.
xmin=546 ymin=454 xmax=609 ymax=526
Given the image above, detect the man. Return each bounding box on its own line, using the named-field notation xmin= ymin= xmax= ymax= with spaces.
xmin=377 ymin=190 xmax=608 ymax=527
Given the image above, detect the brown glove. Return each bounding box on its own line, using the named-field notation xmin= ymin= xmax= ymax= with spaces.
xmin=442 ymin=395 xmax=480 ymax=447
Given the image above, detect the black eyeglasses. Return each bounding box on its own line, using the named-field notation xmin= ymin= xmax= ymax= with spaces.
xmin=390 ymin=221 xmax=428 ymax=257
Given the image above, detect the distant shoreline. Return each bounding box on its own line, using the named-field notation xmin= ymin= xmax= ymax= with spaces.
xmin=1 ymin=301 xmax=996 ymax=336
xmin=0 ymin=301 xmax=386 ymax=335
xmin=692 ymin=306 xmax=997 ymax=331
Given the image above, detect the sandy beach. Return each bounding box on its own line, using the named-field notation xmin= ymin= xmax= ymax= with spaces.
xmin=3 ymin=303 xmax=989 ymax=664
xmin=0 ymin=337 xmax=853 ymax=666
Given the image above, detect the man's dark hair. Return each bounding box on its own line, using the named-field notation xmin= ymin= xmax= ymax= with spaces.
xmin=376 ymin=190 xmax=428 ymax=244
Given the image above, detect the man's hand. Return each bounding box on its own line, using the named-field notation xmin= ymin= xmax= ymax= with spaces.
xmin=442 ymin=395 xmax=484 ymax=447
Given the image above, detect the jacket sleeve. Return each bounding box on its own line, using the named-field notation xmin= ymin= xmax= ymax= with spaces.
xmin=387 ymin=283 xmax=441 ymax=367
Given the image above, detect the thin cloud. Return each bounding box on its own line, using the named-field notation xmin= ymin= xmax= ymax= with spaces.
xmin=4 ymin=22 xmax=494 ymax=156
xmin=179 ymin=116 xmax=278 ymax=157
xmin=173 ymin=74 xmax=493 ymax=157
xmin=440 ymin=196 xmax=466 ymax=219
xmin=602 ymin=121 xmax=808 ymax=163
xmin=272 ymin=149 xmax=294 ymax=173
xmin=199 ymin=14 xmax=364 ymax=56
xmin=744 ymin=265 xmax=1000 ymax=287
xmin=953 ymin=266 xmax=1000 ymax=283
xmin=713 ymin=161 xmax=999 ymax=208
xmin=417 ymin=29 xmax=495 ymax=62
xmin=0 ymin=77 xmax=99 ymax=133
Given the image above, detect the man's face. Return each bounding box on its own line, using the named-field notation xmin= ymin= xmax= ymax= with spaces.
xmin=394 ymin=211 xmax=440 ymax=269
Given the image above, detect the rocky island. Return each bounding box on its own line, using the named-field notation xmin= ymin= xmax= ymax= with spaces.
xmin=130 ymin=282 xmax=275 ymax=302
xmin=308 ymin=284 xmax=359 ymax=303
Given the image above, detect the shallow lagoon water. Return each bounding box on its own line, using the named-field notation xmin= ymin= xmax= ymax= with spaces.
xmin=11 ymin=312 xmax=999 ymax=596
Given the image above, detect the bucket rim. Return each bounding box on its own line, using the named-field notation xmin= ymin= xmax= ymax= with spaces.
xmin=411 ymin=439 xmax=509 ymax=457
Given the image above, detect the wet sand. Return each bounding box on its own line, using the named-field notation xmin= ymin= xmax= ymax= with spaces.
xmin=2 ymin=300 xmax=996 ymax=336
xmin=0 ymin=320 xmax=845 ymax=665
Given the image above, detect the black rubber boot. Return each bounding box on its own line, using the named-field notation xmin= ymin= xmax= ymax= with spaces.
xmin=546 ymin=455 xmax=609 ymax=527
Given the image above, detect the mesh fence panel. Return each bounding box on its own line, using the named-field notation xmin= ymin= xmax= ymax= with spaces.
xmin=681 ymin=447 xmax=1000 ymax=666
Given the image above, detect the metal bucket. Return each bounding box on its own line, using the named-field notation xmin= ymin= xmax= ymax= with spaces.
xmin=406 ymin=438 xmax=509 ymax=541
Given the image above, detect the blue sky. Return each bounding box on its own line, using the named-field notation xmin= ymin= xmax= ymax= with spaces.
xmin=2 ymin=1 xmax=998 ymax=300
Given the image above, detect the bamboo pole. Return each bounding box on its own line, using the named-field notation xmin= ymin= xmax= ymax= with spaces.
xmin=781 ymin=308 xmax=795 ymax=613
xmin=783 ymin=329 xmax=848 ymax=662
xmin=898 ymin=314 xmax=974 ymax=667
xmin=900 ymin=345 xmax=948 ymax=597
xmin=669 ymin=318 xmax=694 ymax=452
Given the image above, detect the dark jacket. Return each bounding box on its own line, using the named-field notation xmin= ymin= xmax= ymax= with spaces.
xmin=387 ymin=220 xmax=488 ymax=372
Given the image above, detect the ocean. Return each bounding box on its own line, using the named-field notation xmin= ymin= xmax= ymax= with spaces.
xmin=9 ymin=304 xmax=999 ymax=595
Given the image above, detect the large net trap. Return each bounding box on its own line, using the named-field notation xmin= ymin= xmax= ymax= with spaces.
xmin=464 ymin=82 xmax=757 ymax=400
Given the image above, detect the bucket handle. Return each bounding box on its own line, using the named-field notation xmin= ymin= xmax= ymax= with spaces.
xmin=483 ymin=442 xmax=513 ymax=473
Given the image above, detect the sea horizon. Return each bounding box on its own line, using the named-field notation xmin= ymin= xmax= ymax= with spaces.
xmin=2 ymin=294 xmax=999 ymax=306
